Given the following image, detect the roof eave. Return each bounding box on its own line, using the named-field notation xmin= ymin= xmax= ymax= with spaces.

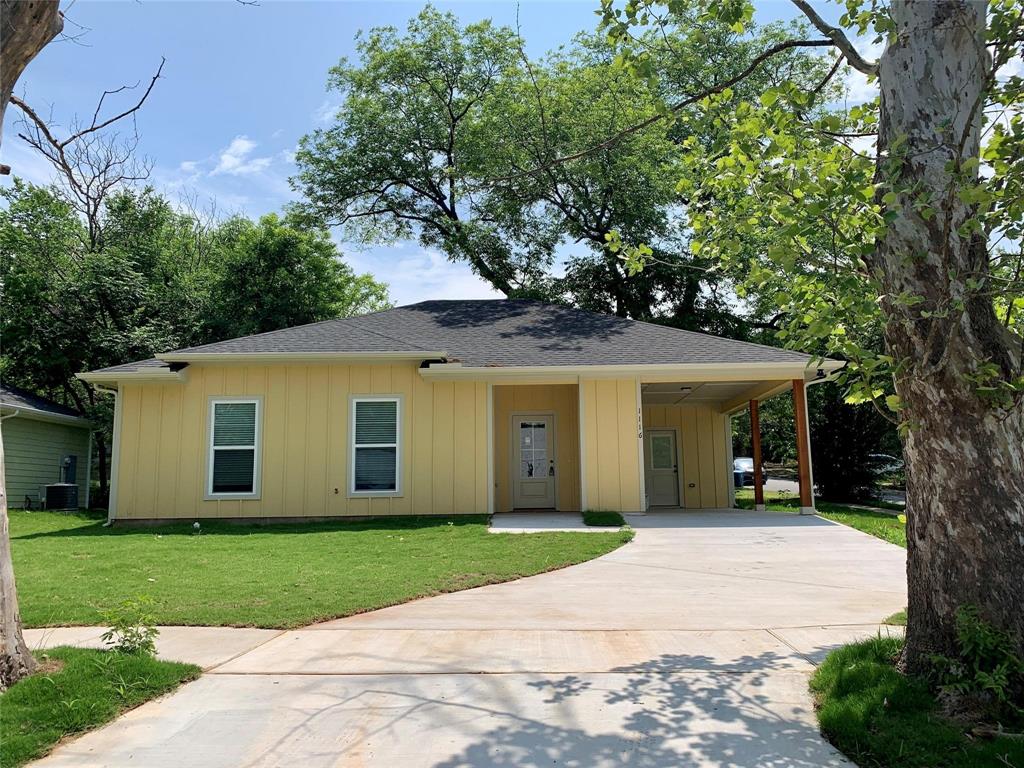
xmin=76 ymin=370 xmax=187 ymax=385
xmin=419 ymin=359 xmax=844 ymax=383
xmin=0 ymin=404 xmax=92 ymax=428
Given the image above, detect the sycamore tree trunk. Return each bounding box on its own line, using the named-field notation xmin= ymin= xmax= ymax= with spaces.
xmin=0 ymin=0 xmax=63 ymax=170
xmin=0 ymin=423 xmax=35 ymax=688
xmin=875 ymin=0 xmax=1024 ymax=673
xmin=0 ymin=0 xmax=62 ymax=685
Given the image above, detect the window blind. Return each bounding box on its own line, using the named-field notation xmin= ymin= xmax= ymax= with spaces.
xmin=210 ymin=401 xmax=258 ymax=495
xmin=353 ymin=399 xmax=398 ymax=492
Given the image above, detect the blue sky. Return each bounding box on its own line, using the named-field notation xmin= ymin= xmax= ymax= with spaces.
xmin=2 ymin=0 xmax=823 ymax=305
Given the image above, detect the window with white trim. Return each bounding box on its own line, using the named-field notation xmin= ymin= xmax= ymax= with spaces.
xmin=351 ymin=397 xmax=400 ymax=494
xmin=208 ymin=398 xmax=261 ymax=497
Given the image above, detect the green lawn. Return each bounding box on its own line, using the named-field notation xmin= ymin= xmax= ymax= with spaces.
xmin=11 ymin=510 xmax=632 ymax=628
xmin=811 ymin=636 xmax=1024 ymax=768
xmin=734 ymin=489 xmax=907 ymax=548
xmin=0 ymin=647 xmax=199 ymax=768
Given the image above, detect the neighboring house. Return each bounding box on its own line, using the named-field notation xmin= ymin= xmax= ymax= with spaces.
xmin=1 ymin=385 xmax=92 ymax=509
xmin=78 ymin=300 xmax=841 ymax=523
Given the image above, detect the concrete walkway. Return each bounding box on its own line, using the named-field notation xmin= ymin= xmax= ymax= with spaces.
xmin=31 ymin=510 xmax=906 ymax=768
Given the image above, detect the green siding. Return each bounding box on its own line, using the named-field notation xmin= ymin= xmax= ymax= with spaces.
xmin=2 ymin=416 xmax=91 ymax=508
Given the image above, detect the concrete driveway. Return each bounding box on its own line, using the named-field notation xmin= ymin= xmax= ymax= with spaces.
xmin=33 ymin=510 xmax=906 ymax=768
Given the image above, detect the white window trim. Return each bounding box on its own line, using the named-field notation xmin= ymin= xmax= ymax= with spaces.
xmin=349 ymin=395 xmax=402 ymax=498
xmin=206 ymin=396 xmax=263 ymax=501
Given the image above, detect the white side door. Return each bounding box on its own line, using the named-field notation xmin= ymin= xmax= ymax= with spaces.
xmin=512 ymin=415 xmax=556 ymax=509
xmin=645 ymin=429 xmax=680 ymax=507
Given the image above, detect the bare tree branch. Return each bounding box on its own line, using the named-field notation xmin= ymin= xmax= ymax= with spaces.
xmin=0 ymin=0 xmax=64 ymax=173
xmin=791 ymin=0 xmax=879 ymax=76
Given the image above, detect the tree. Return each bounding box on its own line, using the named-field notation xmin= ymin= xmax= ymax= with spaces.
xmin=203 ymin=213 xmax=391 ymax=340
xmin=598 ymin=0 xmax=1024 ymax=672
xmin=291 ymin=7 xmax=545 ymax=295
xmin=0 ymin=0 xmax=64 ymax=691
xmin=808 ymin=382 xmax=900 ymax=502
xmin=294 ymin=8 xmax=834 ymax=331
xmin=0 ymin=0 xmax=62 ymax=170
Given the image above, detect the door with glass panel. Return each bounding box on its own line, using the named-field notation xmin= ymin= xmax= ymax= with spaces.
xmin=645 ymin=429 xmax=680 ymax=507
xmin=512 ymin=414 xmax=556 ymax=509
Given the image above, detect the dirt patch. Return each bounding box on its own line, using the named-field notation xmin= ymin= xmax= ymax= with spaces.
xmin=35 ymin=656 xmax=66 ymax=676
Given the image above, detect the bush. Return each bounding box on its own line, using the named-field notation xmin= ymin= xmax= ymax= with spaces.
xmin=931 ymin=605 xmax=1024 ymax=721
xmin=583 ymin=510 xmax=626 ymax=527
xmin=101 ymin=596 xmax=159 ymax=656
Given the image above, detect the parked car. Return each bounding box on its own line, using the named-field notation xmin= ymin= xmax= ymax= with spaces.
xmin=733 ymin=457 xmax=766 ymax=487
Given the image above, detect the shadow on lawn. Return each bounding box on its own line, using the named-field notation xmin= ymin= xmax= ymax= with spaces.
xmin=235 ymin=651 xmax=841 ymax=768
xmin=10 ymin=513 xmax=491 ymax=541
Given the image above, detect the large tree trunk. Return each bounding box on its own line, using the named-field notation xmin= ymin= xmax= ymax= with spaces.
xmin=0 ymin=0 xmax=63 ymax=168
xmin=0 ymin=0 xmax=62 ymax=686
xmin=0 ymin=422 xmax=35 ymax=689
xmin=876 ymin=1 xmax=1024 ymax=672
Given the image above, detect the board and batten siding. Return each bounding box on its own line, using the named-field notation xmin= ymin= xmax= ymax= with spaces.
xmin=114 ymin=362 xmax=488 ymax=520
xmin=492 ymin=384 xmax=580 ymax=512
xmin=642 ymin=403 xmax=731 ymax=508
xmin=579 ymin=377 xmax=644 ymax=513
xmin=2 ymin=417 xmax=91 ymax=508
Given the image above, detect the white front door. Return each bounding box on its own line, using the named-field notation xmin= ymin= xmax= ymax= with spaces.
xmin=645 ymin=430 xmax=680 ymax=507
xmin=512 ymin=415 xmax=556 ymax=509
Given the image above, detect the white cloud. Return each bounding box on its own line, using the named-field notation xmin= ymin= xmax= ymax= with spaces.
xmin=178 ymin=160 xmax=198 ymax=174
xmin=999 ymin=54 xmax=1023 ymax=80
xmin=842 ymin=38 xmax=884 ymax=105
xmin=0 ymin=138 xmax=60 ymax=187
xmin=211 ymin=135 xmax=272 ymax=176
xmin=313 ymin=99 xmax=341 ymax=125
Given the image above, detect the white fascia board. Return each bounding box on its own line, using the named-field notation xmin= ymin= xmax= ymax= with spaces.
xmin=76 ymin=370 xmax=188 ymax=385
xmin=0 ymin=405 xmax=92 ymax=428
xmin=419 ymin=359 xmax=845 ymax=383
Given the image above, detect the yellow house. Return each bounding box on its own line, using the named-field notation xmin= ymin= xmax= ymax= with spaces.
xmin=78 ymin=300 xmax=841 ymax=523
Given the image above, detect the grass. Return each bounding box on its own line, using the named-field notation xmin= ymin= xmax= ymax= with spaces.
xmin=885 ymin=609 xmax=908 ymax=626
xmin=10 ymin=510 xmax=631 ymax=628
xmin=583 ymin=510 xmax=627 ymax=527
xmin=0 ymin=647 xmax=199 ymax=768
xmin=811 ymin=636 xmax=1024 ymax=768
xmin=734 ymin=489 xmax=907 ymax=548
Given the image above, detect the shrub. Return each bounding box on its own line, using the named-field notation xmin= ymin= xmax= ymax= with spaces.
xmin=583 ymin=510 xmax=626 ymax=527
xmin=930 ymin=605 xmax=1024 ymax=721
xmin=101 ymin=596 xmax=159 ymax=657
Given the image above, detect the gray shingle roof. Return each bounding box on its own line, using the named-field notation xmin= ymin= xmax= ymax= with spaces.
xmin=0 ymin=384 xmax=85 ymax=419
xmin=96 ymin=300 xmax=820 ymax=371
xmin=89 ymin=358 xmax=174 ymax=375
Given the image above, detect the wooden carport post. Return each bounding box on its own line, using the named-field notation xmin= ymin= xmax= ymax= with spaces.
xmin=749 ymin=399 xmax=765 ymax=511
xmin=792 ymin=379 xmax=815 ymax=514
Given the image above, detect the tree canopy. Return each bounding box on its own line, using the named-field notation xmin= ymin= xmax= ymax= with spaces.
xmin=292 ymin=5 xmax=836 ymax=332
